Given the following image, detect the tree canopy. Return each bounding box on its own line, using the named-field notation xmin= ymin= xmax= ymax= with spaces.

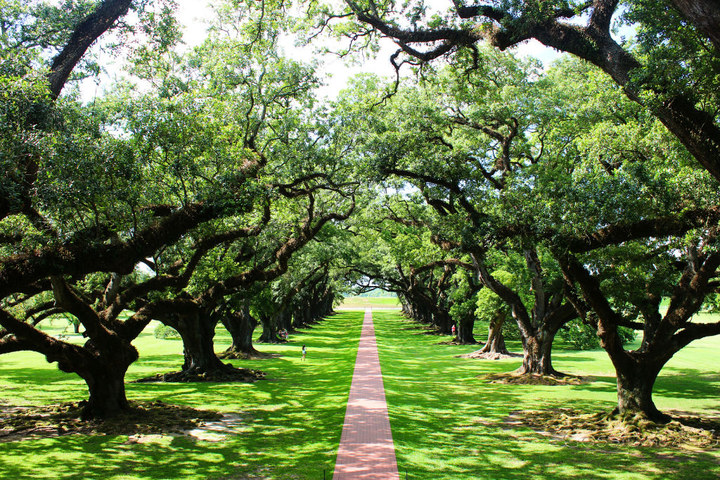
xmin=1 ymin=0 xmax=719 ymax=426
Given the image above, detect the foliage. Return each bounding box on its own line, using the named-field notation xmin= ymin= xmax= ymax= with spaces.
xmin=448 ymin=273 xmax=478 ymax=324
xmin=474 ymin=269 xmax=523 ymax=341
xmin=622 ymin=0 xmax=720 ymax=110
xmin=558 ymin=320 xmax=637 ymax=351
xmin=153 ymin=323 xmax=181 ymax=339
xmin=703 ymin=293 xmax=720 ymax=313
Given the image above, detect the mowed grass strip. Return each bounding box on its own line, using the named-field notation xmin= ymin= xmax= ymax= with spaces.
xmin=0 ymin=311 xmax=363 ymax=480
xmin=338 ymin=296 xmax=401 ymax=309
xmin=372 ymin=310 xmax=720 ymax=480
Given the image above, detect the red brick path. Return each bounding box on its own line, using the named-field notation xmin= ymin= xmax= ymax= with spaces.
xmin=333 ymin=309 xmax=400 ymax=480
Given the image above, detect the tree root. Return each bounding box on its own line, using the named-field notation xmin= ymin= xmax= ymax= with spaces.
xmin=0 ymin=401 xmax=222 ymax=442
xmin=440 ymin=339 xmax=479 ymax=346
xmin=459 ymin=350 xmax=520 ymax=360
xmin=218 ymin=349 xmax=273 ymax=360
xmin=134 ymin=366 xmax=265 ymax=383
xmin=506 ymin=408 xmax=720 ymax=448
xmin=482 ymin=372 xmax=586 ymax=385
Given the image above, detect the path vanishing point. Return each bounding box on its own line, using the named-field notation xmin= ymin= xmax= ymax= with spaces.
xmin=333 ymin=308 xmax=400 ymax=480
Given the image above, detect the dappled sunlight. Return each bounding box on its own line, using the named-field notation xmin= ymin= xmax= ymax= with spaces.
xmin=0 ymin=311 xmax=365 ymax=479
xmin=372 ymin=310 xmax=720 ymax=479
xmin=2 ymin=309 xmax=720 ymax=479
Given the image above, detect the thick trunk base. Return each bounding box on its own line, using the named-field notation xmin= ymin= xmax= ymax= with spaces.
xmin=614 ymin=367 xmax=669 ymax=423
xmin=455 ymin=317 xmax=477 ymax=344
xmin=220 ymin=308 xmax=261 ymax=358
xmin=218 ymin=346 xmax=270 ymax=360
xmin=515 ymin=363 xmax=564 ymax=377
xmin=135 ymin=363 xmax=266 ymax=383
xmin=257 ymin=334 xmax=283 ymax=344
xmin=479 ymin=326 xmax=510 ymax=355
xmin=75 ymin=340 xmax=138 ymax=420
xmin=81 ymin=369 xmax=132 ymax=420
xmin=517 ymin=334 xmax=563 ymax=377
xmin=609 ymin=407 xmax=672 ymax=424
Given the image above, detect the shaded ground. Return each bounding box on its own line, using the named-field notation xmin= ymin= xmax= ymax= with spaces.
xmin=134 ymin=366 xmax=265 ymax=383
xmin=218 ymin=351 xmax=281 ymax=360
xmin=481 ymin=372 xmax=588 ymax=385
xmin=506 ymin=408 xmax=720 ymax=450
xmin=459 ymin=350 xmax=522 ymax=360
xmin=0 ymin=401 xmax=240 ymax=443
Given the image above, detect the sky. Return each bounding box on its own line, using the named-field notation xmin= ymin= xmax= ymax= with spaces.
xmin=173 ymin=0 xmax=404 ymax=99
xmin=172 ymin=0 xmax=562 ymax=99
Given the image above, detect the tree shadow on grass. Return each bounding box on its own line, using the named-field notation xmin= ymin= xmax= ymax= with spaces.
xmin=0 ymin=311 xmax=368 ymax=479
xmin=372 ymin=310 xmax=720 ymax=480
xmin=652 ymin=368 xmax=720 ymax=400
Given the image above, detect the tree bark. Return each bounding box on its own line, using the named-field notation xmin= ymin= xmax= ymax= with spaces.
xmin=166 ymin=311 xmax=226 ymax=374
xmin=258 ymin=315 xmax=281 ymax=343
xmin=433 ymin=308 xmax=453 ymax=334
xmin=517 ymin=328 xmax=560 ymax=376
xmin=292 ymin=308 xmax=308 ymax=329
xmin=555 ymin=251 xmax=714 ymax=421
xmin=614 ymin=359 xmax=669 ymax=422
xmin=49 ymin=0 xmax=133 ymax=98
xmin=220 ymin=307 xmax=262 ymax=358
xmin=478 ymin=312 xmax=509 ymax=354
xmin=670 ymin=0 xmax=720 ymax=52
xmin=56 ymin=337 xmax=138 ymax=419
xmin=350 ymin=1 xmax=720 ymax=183
xmin=81 ymin=361 xmax=131 ymax=420
xmin=456 ymin=314 xmax=477 ymax=344
xmin=473 ymin=252 xmax=572 ymax=375
xmin=276 ymin=310 xmax=293 ymax=334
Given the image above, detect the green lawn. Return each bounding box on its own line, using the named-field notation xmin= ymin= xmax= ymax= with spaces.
xmin=1 ymin=310 xmax=719 ymax=479
xmin=373 ymin=310 xmax=720 ymax=480
xmin=0 ymin=312 xmax=363 ymax=480
xmin=338 ymin=295 xmax=401 ymax=309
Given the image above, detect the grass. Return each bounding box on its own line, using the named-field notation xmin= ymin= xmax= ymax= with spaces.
xmin=0 ymin=312 xmax=363 ymax=480
xmin=1 ymin=310 xmax=719 ymax=479
xmin=338 ymin=295 xmax=401 ymax=309
xmin=373 ymin=310 xmax=720 ymax=480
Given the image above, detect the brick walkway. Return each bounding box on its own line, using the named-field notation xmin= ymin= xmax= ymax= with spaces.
xmin=333 ymin=309 xmax=400 ymax=480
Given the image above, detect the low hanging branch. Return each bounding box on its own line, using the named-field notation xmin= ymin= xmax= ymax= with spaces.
xmin=346 ymin=0 xmax=720 ymax=183
xmin=48 ymin=0 xmax=133 ymax=98
xmin=0 ymin=202 xmax=222 ymax=299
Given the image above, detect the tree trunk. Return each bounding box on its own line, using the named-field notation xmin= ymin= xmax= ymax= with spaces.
xmin=456 ymin=314 xmax=477 ymax=344
xmin=276 ymin=310 xmax=293 ymax=334
xmin=302 ymin=303 xmax=319 ymax=325
xmin=81 ymin=365 xmax=131 ymax=419
xmin=152 ymin=307 xmax=264 ymax=383
xmin=220 ymin=307 xmax=261 ymax=358
xmin=517 ymin=329 xmax=561 ymax=376
xmin=74 ymin=339 xmax=138 ymax=419
xmin=292 ymin=309 xmax=306 ymax=329
xmin=640 ymin=313 xmax=662 ymax=353
xmin=293 ymin=302 xmax=317 ymax=329
xmin=614 ymin=361 xmax=669 ymax=422
xmin=670 ymin=0 xmax=720 ymax=52
xmin=433 ymin=309 xmax=453 ymax=334
xmin=321 ymin=291 xmax=335 ymax=315
xmin=258 ymin=315 xmax=281 ymax=343
xmin=302 ymin=306 xmax=313 ymax=325
xmin=173 ymin=311 xmax=226 ymax=374
xmin=479 ymin=313 xmax=509 ymax=354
